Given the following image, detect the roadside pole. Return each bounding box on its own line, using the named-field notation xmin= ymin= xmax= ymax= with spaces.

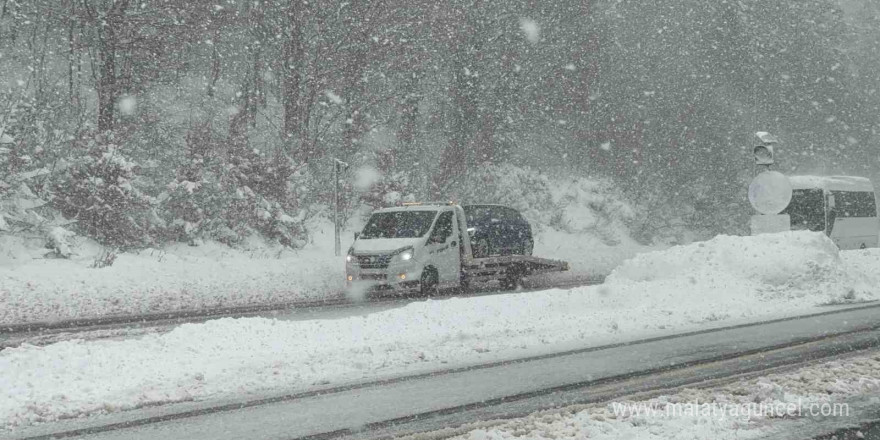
xmin=334 ymin=158 xmax=350 ymax=256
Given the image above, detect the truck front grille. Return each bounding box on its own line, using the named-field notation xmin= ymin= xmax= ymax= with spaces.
xmin=355 ymin=254 xmax=391 ymax=269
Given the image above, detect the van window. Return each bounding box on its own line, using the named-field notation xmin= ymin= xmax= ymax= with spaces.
xmin=782 ymin=189 xmax=825 ymax=232
xmin=831 ymin=191 xmax=878 ymax=218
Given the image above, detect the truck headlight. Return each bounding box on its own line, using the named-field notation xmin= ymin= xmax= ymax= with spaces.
xmin=346 ymin=255 xmax=353 ymax=262
xmin=391 ymin=246 xmax=414 ymax=262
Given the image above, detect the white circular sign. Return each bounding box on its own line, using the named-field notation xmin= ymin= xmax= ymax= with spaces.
xmin=748 ymin=171 xmax=793 ymax=215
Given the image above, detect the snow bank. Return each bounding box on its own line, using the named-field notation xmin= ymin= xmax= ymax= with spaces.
xmin=456 ymin=352 xmax=880 ymax=440
xmin=607 ymin=231 xmax=874 ymax=304
xmin=2 ymin=232 xmax=878 ymax=429
xmin=0 ymin=227 xmax=344 ymax=325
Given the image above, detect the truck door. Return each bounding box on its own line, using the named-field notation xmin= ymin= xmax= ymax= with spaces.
xmin=426 ymin=210 xmax=461 ymax=285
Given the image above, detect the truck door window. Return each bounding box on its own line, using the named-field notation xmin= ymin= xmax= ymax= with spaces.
xmin=360 ymin=211 xmax=437 ymax=238
xmin=430 ymin=212 xmax=454 ymax=243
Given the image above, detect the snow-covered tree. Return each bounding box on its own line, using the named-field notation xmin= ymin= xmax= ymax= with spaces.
xmin=52 ymin=133 xmax=158 ymax=248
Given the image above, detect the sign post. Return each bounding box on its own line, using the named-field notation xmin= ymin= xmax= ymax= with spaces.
xmin=333 ymin=158 xmax=350 ymax=256
xmin=748 ymin=132 xmax=792 ymax=235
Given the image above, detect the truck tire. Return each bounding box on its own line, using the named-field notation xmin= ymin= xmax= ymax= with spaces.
xmin=500 ymin=264 xmax=524 ymax=291
xmin=420 ymin=268 xmax=439 ymax=297
xmin=520 ymin=238 xmax=534 ymax=256
xmin=458 ymin=271 xmax=471 ymax=294
xmin=475 ymin=239 xmax=490 ymax=258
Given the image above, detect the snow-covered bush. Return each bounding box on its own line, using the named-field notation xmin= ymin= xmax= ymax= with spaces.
xmin=450 ymin=164 xmax=635 ymax=239
xmin=625 ymin=175 xmax=749 ymax=245
xmin=0 ymin=93 xmax=83 ymax=255
xmin=549 ymin=177 xmax=636 ymax=245
xmin=221 ymin=143 xmax=307 ymax=248
xmin=51 ymin=133 xmax=160 ymax=248
xmin=159 ymin=124 xmax=308 ymax=248
xmin=159 ymin=125 xmax=229 ymax=244
xmin=46 ymin=226 xmax=75 ymax=258
xmin=360 ymin=168 xmax=416 ymax=209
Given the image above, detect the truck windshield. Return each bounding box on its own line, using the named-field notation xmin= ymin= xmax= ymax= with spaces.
xmin=781 ymin=189 xmax=825 ymax=232
xmin=360 ymin=211 xmax=438 ymax=239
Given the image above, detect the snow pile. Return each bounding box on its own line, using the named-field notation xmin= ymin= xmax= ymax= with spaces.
xmin=607 ymin=231 xmax=873 ymax=304
xmin=456 ymin=353 xmax=880 ymax=440
xmin=0 ymin=226 xmax=344 ymax=325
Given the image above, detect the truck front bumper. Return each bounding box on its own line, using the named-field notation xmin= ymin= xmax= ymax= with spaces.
xmin=345 ymin=262 xmax=422 ymax=293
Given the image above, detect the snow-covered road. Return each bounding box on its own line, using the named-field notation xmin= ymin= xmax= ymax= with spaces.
xmin=0 ymin=273 xmax=603 ymax=350
xmin=8 ymin=303 xmax=880 ymax=440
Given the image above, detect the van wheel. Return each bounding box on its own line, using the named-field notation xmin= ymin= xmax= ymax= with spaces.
xmin=420 ymin=268 xmax=439 ymax=297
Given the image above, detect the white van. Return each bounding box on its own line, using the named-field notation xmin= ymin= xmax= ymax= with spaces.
xmin=783 ymin=175 xmax=879 ymax=249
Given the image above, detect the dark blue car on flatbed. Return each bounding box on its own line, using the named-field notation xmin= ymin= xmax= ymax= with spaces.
xmin=462 ymin=204 xmax=534 ymax=258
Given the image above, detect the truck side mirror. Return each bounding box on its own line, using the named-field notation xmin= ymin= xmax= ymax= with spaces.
xmin=354 ymin=232 xmax=360 ymax=240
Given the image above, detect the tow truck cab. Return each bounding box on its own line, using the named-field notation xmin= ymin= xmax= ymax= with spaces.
xmin=346 ymin=203 xmax=471 ymax=293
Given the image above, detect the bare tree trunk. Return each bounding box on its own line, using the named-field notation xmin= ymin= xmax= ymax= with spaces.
xmin=282 ymin=0 xmax=306 ymax=158
xmin=96 ymin=35 xmax=116 ymax=131
xmin=396 ymin=73 xmax=420 ymax=156
xmin=433 ymin=57 xmax=478 ymax=197
xmin=207 ymin=29 xmax=221 ymax=97
xmin=93 ymin=0 xmax=130 ymax=132
xmin=341 ymin=48 xmax=367 ymax=159
xmin=67 ymin=9 xmax=76 ymax=104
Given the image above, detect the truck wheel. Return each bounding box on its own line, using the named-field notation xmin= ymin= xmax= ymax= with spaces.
xmin=520 ymin=238 xmax=533 ymax=256
xmin=500 ymin=264 xmax=523 ymax=291
xmin=475 ymin=239 xmax=489 ymax=258
xmin=420 ymin=268 xmax=439 ymax=297
xmin=458 ymin=272 xmax=471 ymax=294
xmin=499 ymin=277 xmax=518 ymax=291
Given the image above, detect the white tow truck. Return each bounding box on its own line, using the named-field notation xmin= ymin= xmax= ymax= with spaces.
xmin=345 ymin=202 xmax=569 ymax=295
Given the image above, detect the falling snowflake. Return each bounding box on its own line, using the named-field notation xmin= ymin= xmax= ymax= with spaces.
xmin=325 ymin=90 xmax=343 ymax=105
xmin=519 ymin=18 xmax=540 ymax=44
xmin=118 ymin=96 xmax=137 ymax=115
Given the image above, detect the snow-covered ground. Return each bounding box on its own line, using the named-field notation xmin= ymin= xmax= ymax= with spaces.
xmin=0 ymin=226 xmax=344 ymax=326
xmin=455 ymin=351 xmax=880 ymax=440
xmin=1 ymin=231 xmax=877 ymax=430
